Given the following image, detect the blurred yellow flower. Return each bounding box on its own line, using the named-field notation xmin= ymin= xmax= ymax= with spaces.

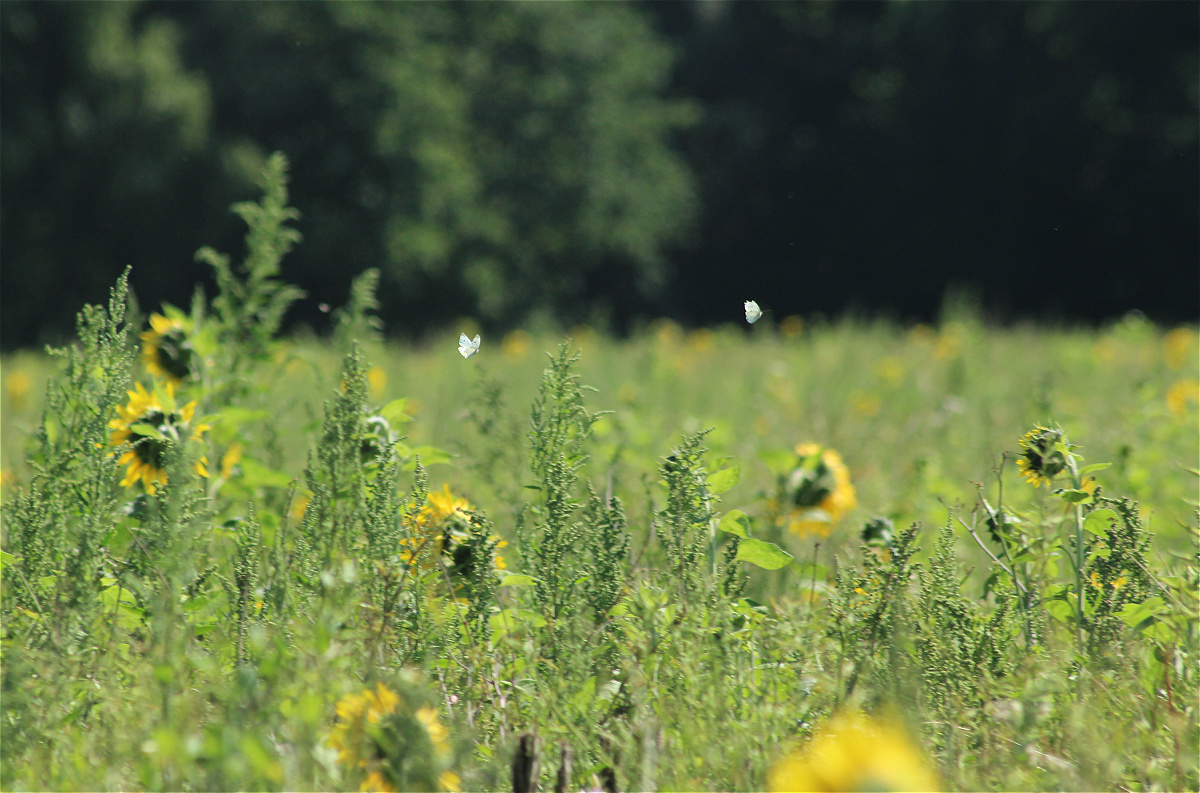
xmin=220 ymin=442 xmax=244 ymax=479
xmin=290 ymin=491 xmax=311 ymax=520
xmin=781 ymin=444 xmax=857 ymax=538
xmin=367 ymin=366 xmax=387 ymax=400
xmin=108 ymin=382 xmax=208 ymax=494
xmin=327 ymin=681 xmax=458 ymax=793
xmin=1163 ymin=327 xmax=1197 ymax=371
xmin=3 ymin=367 xmax=32 ymax=411
xmin=934 ymin=331 xmax=960 ymax=361
xmin=1165 ymin=378 xmax=1198 ymax=418
xmin=687 ymin=328 xmax=715 ymax=353
xmin=360 ymin=770 xmax=397 ymax=793
xmin=502 ymin=330 xmax=532 ymax=360
xmin=650 ymin=318 xmax=683 ymax=347
xmin=1092 ymin=337 xmax=1118 ymax=366
xmin=873 ymin=356 xmax=905 ymax=386
xmin=850 ymin=390 xmax=881 ymax=417
xmin=141 ymin=312 xmax=197 ymax=385
xmin=768 ymin=710 xmax=940 ymax=793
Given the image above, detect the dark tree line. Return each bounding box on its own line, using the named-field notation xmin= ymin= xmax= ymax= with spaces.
xmin=2 ymin=1 xmax=1196 ymax=349
xmin=648 ymin=1 xmax=1197 ymax=326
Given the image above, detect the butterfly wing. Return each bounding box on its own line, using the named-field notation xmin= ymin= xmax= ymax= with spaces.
xmin=745 ymin=301 xmax=762 ymax=324
xmin=458 ymin=333 xmax=480 ymax=359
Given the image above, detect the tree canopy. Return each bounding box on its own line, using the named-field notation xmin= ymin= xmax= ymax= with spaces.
xmin=2 ymin=1 xmax=1195 ymax=349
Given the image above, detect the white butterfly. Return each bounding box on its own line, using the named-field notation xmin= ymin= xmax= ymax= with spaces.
xmin=458 ymin=332 xmax=481 ymax=359
xmin=744 ymin=300 xmax=762 ymax=324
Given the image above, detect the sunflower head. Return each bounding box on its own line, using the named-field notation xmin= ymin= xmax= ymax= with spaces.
xmin=1015 ymin=425 xmax=1068 ymax=487
xmin=360 ymin=414 xmax=397 ymax=463
xmin=141 ymin=312 xmax=197 ymax=384
xmin=781 ymin=444 xmax=857 ymax=538
xmin=400 ymin=485 xmax=507 ymax=579
xmin=767 ymin=710 xmax=940 ymax=792
xmin=326 ymin=679 xmax=459 ymax=793
xmin=108 ymin=382 xmax=209 ymax=494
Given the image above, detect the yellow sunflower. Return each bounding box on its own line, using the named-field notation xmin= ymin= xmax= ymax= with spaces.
xmin=109 ymin=382 xmax=209 ymax=494
xmin=326 ymin=682 xmax=460 ymax=793
xmin=768 ymin=710 xmax=940 ymax=792
xmin=400 ymin=484 xmax=508 ymax=576
xmin=1015 ymin=425 xmax=1068 ymax=488
xmin=780 ymin=444 xmax=857 ymax=538
xmin=141 ymin=312 xmax=197 ymax=384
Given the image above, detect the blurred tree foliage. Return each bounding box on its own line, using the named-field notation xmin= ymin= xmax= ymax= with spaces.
xmin=1 ymin=1 xmax=695 ymax=347
xmin=2 ymin=1 xmax=1196 ymax=349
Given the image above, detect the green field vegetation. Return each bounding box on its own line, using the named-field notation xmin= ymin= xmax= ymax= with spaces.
xmin=2 ymin=161 xmax=1197 ymax=792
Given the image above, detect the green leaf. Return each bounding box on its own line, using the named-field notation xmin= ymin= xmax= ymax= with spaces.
xmin=238 ymin=458 xmax=296 ymax=489
xmin=499 ymin=574 xmax=538 ymax=588
xmin=707 ymin=466 xmax=740 ymax=495
xmin=0 ymin=551 xmax=13 ymax=571
xmin=736 ymin=538 xmax=794 ymax=570
xmin=489 ymin=608 xmax=547 ymax=638
xmin=1057 ymin=488 xmax=1091 ymax=503
xmin=1078 ymin=462 xmax=1112 ymax=477
xmin=718 ymin=509 xmax=750 ymax=538
xmin=406 ymin=445 xmax=451 ymax=468
xmin=1119 ymin=597 xmax=1165 ymax=629
xmin=758 ymin=449 xmax=795 ymax=476
xmin=1046 ymin=598 xmax=1076 ymax=624
xmin=129 ymin=423 xmax=166 ymax=441
xmin=736 ymin=597 xmax=770 ymax=615
xmin=1083 ymin=508 xmax=1119 ymax=536
xmin=379 ymin=398 xmax=413 ymax=425
xmin=790 ymin=562 xmax=830 ymax=581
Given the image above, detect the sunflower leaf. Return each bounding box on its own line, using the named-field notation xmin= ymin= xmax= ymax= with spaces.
xmin=735 ymin=538 xmax=793 ymax=570
xmin=129 ymin=423 xmax=166 ymax=441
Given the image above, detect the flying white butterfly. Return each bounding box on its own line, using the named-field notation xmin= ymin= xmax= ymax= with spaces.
xmin=744 ymin=300 xmax=763 ymax=324
xmin=458 ymin=332 xmax=481 ymax=359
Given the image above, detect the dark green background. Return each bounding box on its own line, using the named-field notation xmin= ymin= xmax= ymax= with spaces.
xmin=3 ymin=1 xmax=1196 ymax=349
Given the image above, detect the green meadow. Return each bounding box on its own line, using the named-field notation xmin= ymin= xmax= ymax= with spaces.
xmin=2 ymin=163 xmax=1196 ymax=792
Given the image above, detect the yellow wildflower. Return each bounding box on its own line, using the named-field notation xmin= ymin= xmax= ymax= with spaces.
xmin=1015 ymin=425 xmax=1068 ymax=488
xmin=768 ymin=710 xmax=940 ymax=792
xmin=502 ymin=330 xmax=532 ymax=360
xmin=781 ymin=444 xmax=857 ymax=538
xmin=850 ymin=390 xmax=881 ymax=417
xmin=367 ymin=366 xmax=387 ymax=401
xmin=4 ymin=367 xmax=33 ymax=411
xmin=141 ymin=312 xmax=197 ymax=385
xmin=108 ymin=382 xmax=208 ymax=494
xmin=1163 ymin=327 xmax=1197 ymax=370
xmin=687 ymin=328 xmax=715 ymax=353
xmin=220 ymin=442 xmax=244 ymax=479
xmin=1166 ymin=379 xmax=1198 ymax=418
xmin=874 ymin=356 xmax=905 ymax=386
xmin=326 ymin=681 xmax=458 ymax=793
xmin=402 ymin=485 xmax=508 ymax=576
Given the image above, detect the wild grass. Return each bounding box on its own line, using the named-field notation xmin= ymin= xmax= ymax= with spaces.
xmin=1 ymin=159 xmax=1195 ymax=792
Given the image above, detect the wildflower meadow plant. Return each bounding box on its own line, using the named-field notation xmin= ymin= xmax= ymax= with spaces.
xmin=1 ymin=152 xmax=1195 ymax=793
xmin=109 ymin=382 xmax=210 ymax=493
